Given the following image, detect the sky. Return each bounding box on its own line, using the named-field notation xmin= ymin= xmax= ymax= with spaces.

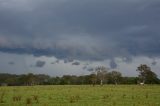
xmin=0 ymin=0 xmax=160 ymax=77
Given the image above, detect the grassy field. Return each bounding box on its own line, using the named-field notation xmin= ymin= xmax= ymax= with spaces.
xmin=0 ymin=85 xmax=160 ymax=106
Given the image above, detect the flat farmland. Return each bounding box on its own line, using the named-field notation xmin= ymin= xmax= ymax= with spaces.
xmin=0 ymin=85 xmax=160 ymax=106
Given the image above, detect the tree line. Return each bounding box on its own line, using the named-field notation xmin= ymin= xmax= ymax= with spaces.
xmin=0 ymin=64 xmax=159 ymax=86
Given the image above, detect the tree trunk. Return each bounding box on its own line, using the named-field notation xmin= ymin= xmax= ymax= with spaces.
xmin=100 ymin=79 xmax=103 ymax=86
xmin=115 ymin=80 xmax=117 ymax=85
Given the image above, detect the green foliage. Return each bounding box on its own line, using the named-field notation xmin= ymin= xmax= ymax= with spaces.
xmin=137 ymin=64 xmax=159 ymax=84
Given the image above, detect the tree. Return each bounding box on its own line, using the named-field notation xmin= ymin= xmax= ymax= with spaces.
xmin=109 ymin=71 xmax=122 ymax=85
xmin=89 ymin=72 xmax=97 ymax=86
xmin=61 ymin=75 xmax=72 ymax=85
xmin=137 ymin=64 xmax=159 ymax=84
xmin=95 ymin=66 xmax=108 ymax=86
xmin=25 ymin=73 xmax=37 ymax=86
xmin=36 ymin=74 xmax=50 ymax=85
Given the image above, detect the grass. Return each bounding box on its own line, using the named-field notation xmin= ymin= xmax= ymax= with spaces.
xmin=0 ymin=85 xmax=160 ymax=106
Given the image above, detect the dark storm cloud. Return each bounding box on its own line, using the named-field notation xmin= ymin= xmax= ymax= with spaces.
xmin=64 ymin=58 xmax=74 ymax=63
xmin=152 ymin=61 xmax=157 ymax=66
xmin=87 ymin=68 xmax=94 ymax=72
xmin=8 ymin=61 xmax=15 ymax=65
xmin=109 ymin=60 xmax=118 ymax=69
xmin=55 ymin=60 xmax=59 ymax=64
xmin=51 ymin=60 xmax=59 ymax=64
xmin=72 ymin=62 xmax=80 ymax=65
xmin=51 ymin=62 xmax=55 ymax=64
xmin=82 ymin=66 xmax=87 ymax=70
xmin=35 ymin=60 xmax=46 ymax=67
xmin=0 ymin=0 xmax=160 ymax=61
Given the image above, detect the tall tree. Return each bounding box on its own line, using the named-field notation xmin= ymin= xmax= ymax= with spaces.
xmin=137 ymin=64 xmax=159 ymax=84
xmin=95 ymin=66 xmax=108 ymax=86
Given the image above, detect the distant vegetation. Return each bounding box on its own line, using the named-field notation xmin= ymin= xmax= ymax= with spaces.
xmin=0 ymin=64 xmax=159 ymax=86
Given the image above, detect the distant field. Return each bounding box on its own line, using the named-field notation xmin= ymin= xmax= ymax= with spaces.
xmin=0 ymin=85 xmax=160 ymax=106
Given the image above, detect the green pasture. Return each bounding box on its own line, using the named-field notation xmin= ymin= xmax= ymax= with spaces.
xmin=0 ymin=85 xmax=160 ymax=106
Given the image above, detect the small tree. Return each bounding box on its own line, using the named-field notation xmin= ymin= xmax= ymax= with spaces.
xmin=96 ymin=66 xmax=108 ymax=86
xmin=26 ymin=73 xmax=37 ymax=86
xmin=89 ymin=72 xmax=97 ymax=86
xmin=110 ymin=71 xmax=122 ymax=85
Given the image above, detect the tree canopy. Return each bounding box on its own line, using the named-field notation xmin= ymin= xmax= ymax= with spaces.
xmin=0 ymin=64 xmax=159 ymax=86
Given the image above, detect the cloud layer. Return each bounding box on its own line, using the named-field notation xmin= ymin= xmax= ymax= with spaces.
xmin=0 ymin=0 xmax=160 ymax=61
xmin=0 ymin=0 xmax=160 ymax=77
xmin=35 ymin=60 xmax=46 ymax=67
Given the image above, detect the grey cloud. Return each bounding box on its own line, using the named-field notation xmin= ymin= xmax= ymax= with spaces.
xmin=64 ymin=60 xmax=67 ymax=63
xmin=51 ymin=60 xmax=59 ymax=64
xmin=82 ymin=66 xmax=87 ymax=70
xmin=152 ymin=61 xmax=157 ymax=66
xmin=72 ymin=62 xmax=80 ymax=65
xmin=0 ymin=0 xmax=160 ymax=61
xmin=64 ymin=58 xmax=74 ymax=63
xmin=30 ymin=65 xmax=34 ymax=67
xmin=122 ymin=57 xmax=133 ymax=64
xmin=87 ymin=68 xmax=94 ymax=72
xmin=67 ymin=58 xmax=74 ymax=63
xmin=55 ymin=60 xmax=59 ymax=64
xmin=51 ymin=62 xmax=55 ymax=64
xmin=35 ymin=60 xmax=46 ymax=67
xmin=109 ymin=60 xmax=118 ymax=69
xmin=84 ymin=63 xmax=90 ymax=66
xmin=8 ymin=61 xmax=15 ymax=65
